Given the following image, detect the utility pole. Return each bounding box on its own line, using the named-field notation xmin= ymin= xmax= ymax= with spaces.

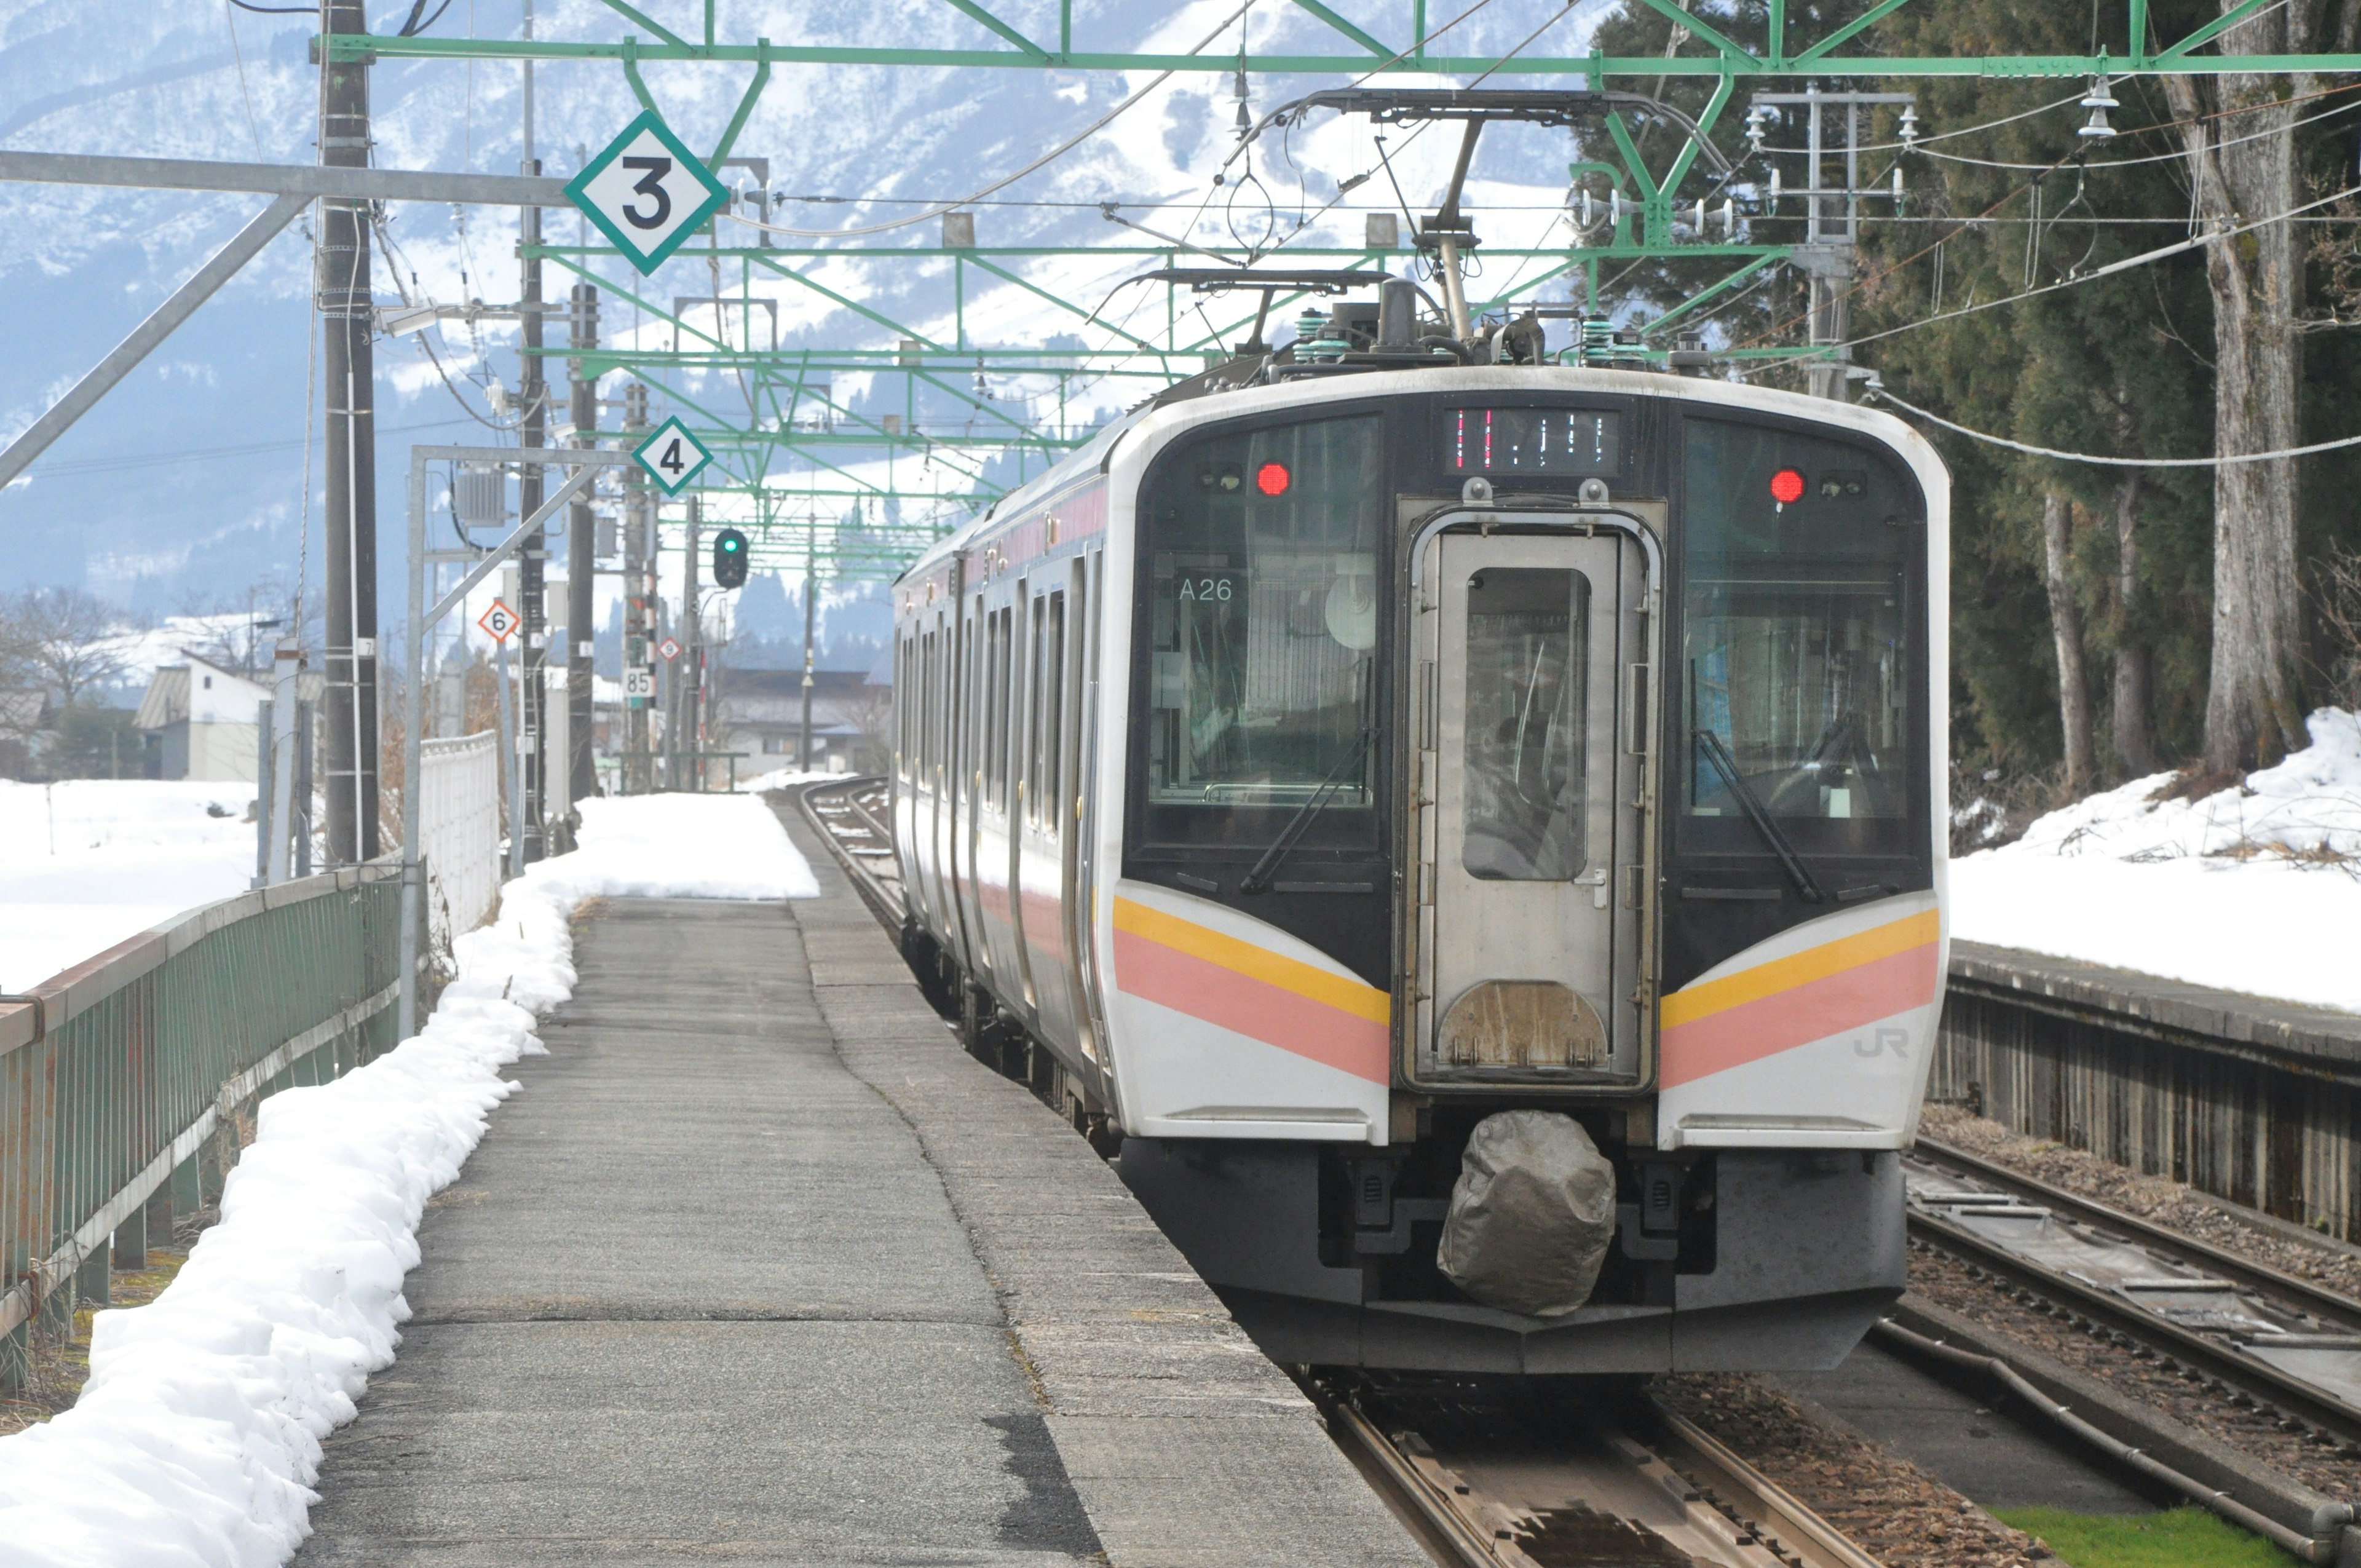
xmin=799 ymin=550 xmax=816 ymax=772
xmin=515 ymin=0 xmax=547 ymax=860
xmin=681 ymin=497 xmax=701 ymax=790
xmin=565 ymin=282 xmax=599 ymax=829
xmin=319 ymin=0 xmax=379 ymax=863
xmin=622 ymin=381 xmax=651 ymax=794
xmin=1752 ymin=87 xmax=1912 ymax=402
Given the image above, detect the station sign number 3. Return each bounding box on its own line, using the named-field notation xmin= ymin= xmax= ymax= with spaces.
xmin=564 ymin=111 xmax=732 ymax=275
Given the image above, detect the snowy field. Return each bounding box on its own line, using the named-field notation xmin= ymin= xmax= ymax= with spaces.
xmin=0 ymin=793 xmax=815 ymax=1567
xmin=1952 ymin=708 xmax=2361 ymax=1014
xmin=0 ymin=780 xmax=261 ymax=991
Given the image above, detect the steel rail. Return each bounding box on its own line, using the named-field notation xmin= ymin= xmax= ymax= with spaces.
xmin=795 ymin=776 xmax=906 ymax=930
xmin=1307 ymin=1374 xmax=1884 ymax=1568
xmin=1870 ymin=1318 xmax=2343 ymax=1563
xmin=1914 ymin=1136 xmax=2361 ymax=1332
xmin=1904 ymin=1208 xmax=2361 ymax=1446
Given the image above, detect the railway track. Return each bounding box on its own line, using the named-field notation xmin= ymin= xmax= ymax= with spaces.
xmin=1902 ymin=1141 xmax=2361 ymax=1447
xmin=1312 ymin=1374 xmax=1883 ymax=1568
xmin=797 ymin=775 xmax=904 ymax=926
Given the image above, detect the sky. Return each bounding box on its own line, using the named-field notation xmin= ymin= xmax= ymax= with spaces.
xmin=0 ymin=0 xmax=1606 ymax=664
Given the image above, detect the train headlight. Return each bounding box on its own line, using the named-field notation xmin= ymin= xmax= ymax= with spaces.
xmin=1769 ymin=467 xmax=1806 ymax=505
xmin=1256 ymin=461 xmax=1292 ymax=496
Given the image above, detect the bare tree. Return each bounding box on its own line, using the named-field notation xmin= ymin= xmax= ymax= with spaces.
xmin=175 ymin=570 xmax=309 ymax=677
xmin=844 ymin=680 xmax=895 ymax=774
xmin=2039 ymin=491 xmax=2098 ymax=794
xmin=2159 ymin=1 xmax=2357 ymax=769
xmin=9 ymin=587 xmax=132 ymax=708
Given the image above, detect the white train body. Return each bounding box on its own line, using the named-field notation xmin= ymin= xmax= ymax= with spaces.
xmin=889 ymin=365 xmax=1949 ymax=1371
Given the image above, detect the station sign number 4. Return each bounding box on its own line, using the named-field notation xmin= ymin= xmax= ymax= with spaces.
xmin=563 ymin=111 xmax=732 ymax=275
xmin=632 ymin=415 xmax=713 ymax=496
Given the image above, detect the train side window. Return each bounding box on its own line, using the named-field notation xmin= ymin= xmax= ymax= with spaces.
xmin=1041 ymin=589 xmax=1066 ymax=827
xmin=1679 ymin=416 xmax=1925 ymax=857
xmin=1027 ymin=594 xmax=1047 ymax=823
xmin=1134 ymin=413 xmax=1384 ymax=847
xmin=986 ymin=606 xmax=1008 ymax=809
xmin=1461 ymin=568 xmax=1588 ymax=879
xmin=911 ymin=633 xmax=930 ymax=779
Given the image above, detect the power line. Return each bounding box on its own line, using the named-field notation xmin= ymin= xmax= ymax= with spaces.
xmin=729 ymin=1 xmax=1256 ymax=240
xmin=1871 ymin=382 xmax=2361 ymax=467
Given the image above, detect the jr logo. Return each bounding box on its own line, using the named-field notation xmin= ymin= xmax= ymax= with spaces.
xmin=1853 ymin=1027 xmax=1911 ymax=1059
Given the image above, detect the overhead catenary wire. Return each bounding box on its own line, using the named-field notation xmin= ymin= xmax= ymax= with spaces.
xmin=729 ymin=1 xmax=1256 ymax=240
xmin=1870 ymin=381 xmax=2361 ymax=467
xmin=1837 ymin=179 xmax=2361 ymax=353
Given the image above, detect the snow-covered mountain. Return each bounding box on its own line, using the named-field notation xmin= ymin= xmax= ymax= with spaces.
xmin=0 ymin=0 xmax=1597 ymax=630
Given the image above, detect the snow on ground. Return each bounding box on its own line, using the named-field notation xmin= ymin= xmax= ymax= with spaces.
xmin=1952 ymin=708 xmax=2361 ymax=1013
xmin=0 ymin=794 xmax=815 ymax=1568
xmin=0 ymin=780 xmax=261 ymax=991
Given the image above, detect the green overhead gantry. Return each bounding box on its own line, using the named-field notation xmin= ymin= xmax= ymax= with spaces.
xmin=359 ymin=0 xmax=2361 ymax=578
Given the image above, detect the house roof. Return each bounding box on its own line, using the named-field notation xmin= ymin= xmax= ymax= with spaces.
xmin=132 ymin=651 xmax=294 ymax=731
xmin=712 ymin=668 xmax=885 ymax=728
xmin=0 ymin=689 xmax=49 ymax=735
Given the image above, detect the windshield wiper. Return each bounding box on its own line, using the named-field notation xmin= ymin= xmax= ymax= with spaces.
xmin=1240 ymin=727 xmax=1377 ymax=894
xmin=1696 ymin=728 xmax=1825 ymax=903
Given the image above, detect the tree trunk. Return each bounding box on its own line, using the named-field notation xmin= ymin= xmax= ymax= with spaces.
xmin=2042 ymin=490 xmax=2098 ymax=794
xmin=2110 ymin=469 xmax=2159 ymax=776
xmin=2164 ymin=16 xmax=2311 ymax=772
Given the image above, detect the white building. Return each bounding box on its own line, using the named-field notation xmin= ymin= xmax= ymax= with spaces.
xmin=133 ymin=652 xmax=268 ymax=781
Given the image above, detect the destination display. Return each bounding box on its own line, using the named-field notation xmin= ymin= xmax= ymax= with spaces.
xmin=1441 ymin=406 xmax=1622 ymax=476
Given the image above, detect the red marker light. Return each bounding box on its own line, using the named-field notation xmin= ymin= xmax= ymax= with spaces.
xmin=1256 ymin=461 xmax=1292 ymax=496
xmin=1769 ymin=467 xmax=1806 ymax=505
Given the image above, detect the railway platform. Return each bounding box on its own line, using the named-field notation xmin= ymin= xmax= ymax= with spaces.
xmin=291 ymin=804 xmax=1425 ymax=1566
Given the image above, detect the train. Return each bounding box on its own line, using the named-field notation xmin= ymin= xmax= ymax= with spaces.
xmin=885 ymin=280 xmax=1949 ymax=1373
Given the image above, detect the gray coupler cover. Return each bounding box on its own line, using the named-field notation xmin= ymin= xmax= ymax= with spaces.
xmin=1437 ymin=1110 xmax=1617 ymax=1317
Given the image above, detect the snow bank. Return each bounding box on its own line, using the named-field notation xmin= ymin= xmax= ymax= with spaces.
xmin=0 ymin=781 xmax=259 ymax=991
xmin=1952 ymin=709 xmax=2361 ymax=1013
xmin=0 ymin=794 xmax=815 ymax=1566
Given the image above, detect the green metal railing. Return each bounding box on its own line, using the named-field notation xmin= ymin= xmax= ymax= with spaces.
xmin=1 ymin=862 xmax=402 ymax=1384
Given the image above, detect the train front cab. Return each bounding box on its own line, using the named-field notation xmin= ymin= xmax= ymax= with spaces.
xmin=1105 ymin=374 xmax=1947 ymax=1374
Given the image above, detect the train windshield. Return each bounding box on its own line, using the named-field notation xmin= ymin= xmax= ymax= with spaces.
xmin=1136 ymin=414 xmax=1384 ymax=845
xmin=1680 ymin=418 xmax=1921 ymax=851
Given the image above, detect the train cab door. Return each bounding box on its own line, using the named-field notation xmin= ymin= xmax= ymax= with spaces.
xmin=1411 ymin=519 xmax=1652 ymax=1088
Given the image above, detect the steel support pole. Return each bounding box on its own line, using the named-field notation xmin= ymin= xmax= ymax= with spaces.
xmin=622 ymin=383 xmax=650 ymax=794
xmin=799 ymin=557 xmax=817 ymax=770
xmin=0 ymin=192 xmax=306 ymax=490
xmin=400 ymin=446 xmax=427 ymax=1040
xmin=518 ymin=183 xmax=547 ymax=862
xmin=682 ymin=497 xmax=701 ymax=790
xmin=321 ymin=0 xmax=379 ymax=865
xmin=566 ymin=283 xmax=599 ymax=828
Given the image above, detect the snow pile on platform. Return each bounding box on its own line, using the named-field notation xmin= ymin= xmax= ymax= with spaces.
xmin=1952 ymin=708 xmax=2361 ymax=1013
xmin=0 ymin=780 xmax=259 ymax=991
xmin=0 ymin=793 xmax=815 ymax=1566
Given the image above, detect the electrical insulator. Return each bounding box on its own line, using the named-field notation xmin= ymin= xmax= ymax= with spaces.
xmin=712 ymin=528 xmax=749 ymax=590
xmin=1744 ymin=101 xmax=1770 ymax=155
xmin=2079 ymin=77 xmax=2119 ymax=140
xmin=1766 ymin=166 xmax=1782 ymax=215
xmin=1897 ymin=105 xmax=1921 ymax=151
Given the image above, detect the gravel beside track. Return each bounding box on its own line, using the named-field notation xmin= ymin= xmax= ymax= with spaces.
xmin=1921 ymin=1106 xmax=2361 ymax=1302
xmin=1904 ymin=1245 xmax=2361 ymax=1502
xmin=1655 ymin=1374 xmax=2054 ymax=1568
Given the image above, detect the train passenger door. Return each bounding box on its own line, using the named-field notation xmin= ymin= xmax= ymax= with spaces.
xmin=1411 ymin=523 xmax=1650 ymax=1087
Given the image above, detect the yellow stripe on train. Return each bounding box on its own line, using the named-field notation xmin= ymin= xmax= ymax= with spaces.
xmin=1660 ymin=908 xmax=1940 ymax=1030
xmin=1112 ymin=896 xmax=1392 ymax=1026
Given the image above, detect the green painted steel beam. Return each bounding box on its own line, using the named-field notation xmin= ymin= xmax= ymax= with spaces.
xmin=330 ymin=35 xmax=2361 ymax=73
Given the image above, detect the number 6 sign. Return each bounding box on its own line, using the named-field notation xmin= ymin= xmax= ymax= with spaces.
xmin=565 ymin=111 xmax=732 ymax=275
